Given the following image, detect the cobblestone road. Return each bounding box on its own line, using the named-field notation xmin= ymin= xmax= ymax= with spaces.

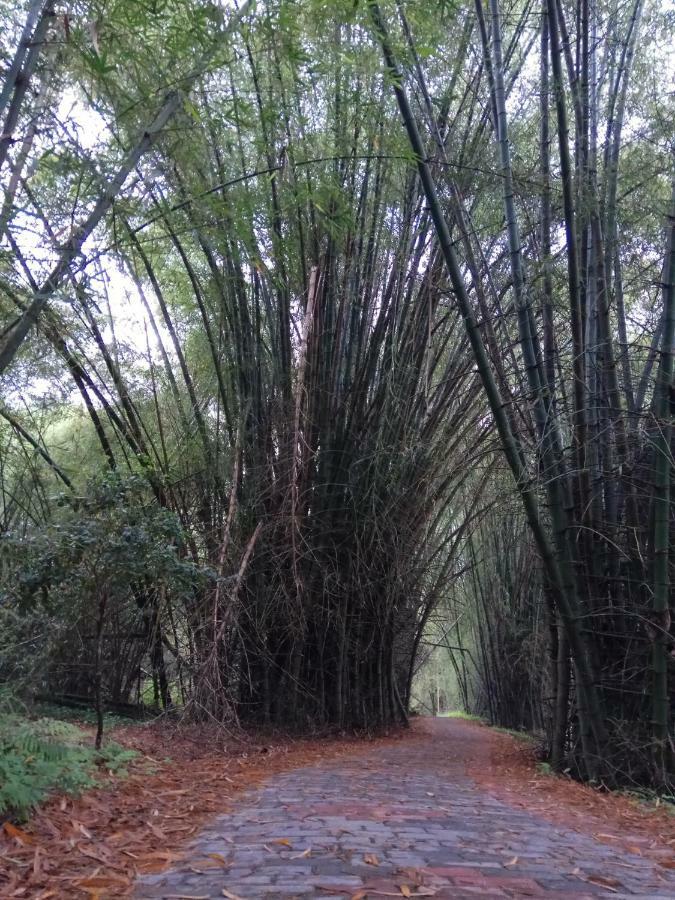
xmin=134 ymin=718 xmax=675 ymax=899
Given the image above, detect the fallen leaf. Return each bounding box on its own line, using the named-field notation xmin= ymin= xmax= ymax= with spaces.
xmin=136 ymin=849 xmax=181 ymax=863
xmin=272 ymin=837 xmax=293 ymax=847
xmin=504 ymin=856 xmax=518 ymax=867
xmin=2 ymin=822 xmax=34 ymax=845
xmin=189 ymin=857 xmax=229 ymax=871
xmin=76 ymin=874 xmax=131 ymax=889
xmin=400 ymin=886 xmax=412 ymax=897
xmin=357 ymin=893 xmax=404 ymax=898
xmin=163 ymin=895 xmax=209 ymax=899
xmin=73 ymin=821 xmax=93 ymax=839
xmin=76 ymin=844 xmax=114 ymax=864
xmin=147 ymin=822 xmax=167 ymax=840
xmin=586 ymin=875 xmax=620 ymax=892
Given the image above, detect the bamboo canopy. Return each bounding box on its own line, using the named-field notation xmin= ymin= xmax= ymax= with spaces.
xmin=0 ymin=0 xmax=672 ymax=787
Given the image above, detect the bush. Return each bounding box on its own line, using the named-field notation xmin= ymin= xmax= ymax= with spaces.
xmin=0 ymin=711 xmax=137 ymax=821
xmin=0 ymin=472 xmax=208 ymax=738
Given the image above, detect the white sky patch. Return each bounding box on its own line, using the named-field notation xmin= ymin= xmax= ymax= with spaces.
xmin=56 ymin=88 xmax=110 ymax=153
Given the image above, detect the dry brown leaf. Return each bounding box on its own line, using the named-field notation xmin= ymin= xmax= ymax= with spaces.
xmin=2 ymin=822 xmax=34 ymax=845
xmin=586 ymin=875 xmax=620 ymax=892
xmin=400 ymin=886 xmax=412 ymax=897
xmin=272 ymin=837 xmax=293 ymax=847
xmin=147 ymin=822 xmax=167 ymax=840
xmin=76 ymin=843 xmax=114 ymax=864
xmin=190 ymin=857 xmax=229 ymax=870
xmin=163 ymin=895 xmax=209 ymax=899
xmin=364 ymin=852 xmax=380 ymax=865
xmin=75 ymin=873 xmax=131 ymax=888
xmin=356 ymin=892 xmax=401 ymax=898
xmin=136 ymin=849 xmax=181 ymax=862
xmin=73 ymin=821 xmax=93 ymax=839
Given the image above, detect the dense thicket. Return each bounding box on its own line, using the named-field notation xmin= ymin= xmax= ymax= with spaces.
xmin=0 ymin=0 xmax=672 ymax=787
xmin=369 ymin=0 xmax=674 ymax=785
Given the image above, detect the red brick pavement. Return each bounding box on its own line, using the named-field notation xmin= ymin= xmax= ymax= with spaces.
xmin=134 ymin=718 xmax=675 ymax=899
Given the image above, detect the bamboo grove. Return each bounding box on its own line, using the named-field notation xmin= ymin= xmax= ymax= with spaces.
xmin=0 ymin=0 xmax=673 ymax=788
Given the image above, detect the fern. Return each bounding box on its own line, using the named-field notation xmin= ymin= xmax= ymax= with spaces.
xmin=0 ymin=713 xmax=136 ymax=820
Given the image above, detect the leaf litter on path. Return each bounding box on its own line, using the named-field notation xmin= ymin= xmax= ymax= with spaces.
xmin=464 ymin=718 xmax=675 ymax=862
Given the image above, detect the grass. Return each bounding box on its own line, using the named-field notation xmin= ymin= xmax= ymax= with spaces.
xmin=31 ymin=701 xmax=132 ymax=730
xmin=618 ymin=788 xmax=675 ymax=812
xmin=437 ymin=710 xmax=485 ymax=722
xmin=491 ymin=725 xmax=538 ymax=743
xmin=437 ymin=711 xmax=538 ymax=744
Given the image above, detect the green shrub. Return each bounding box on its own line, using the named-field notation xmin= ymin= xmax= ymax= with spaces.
xmin=0 ymin=712 xmax=137 ymax=821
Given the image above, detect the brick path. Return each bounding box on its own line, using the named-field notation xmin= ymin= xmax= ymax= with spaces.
xmin=134 ymin=718 xmax=675 ymax=899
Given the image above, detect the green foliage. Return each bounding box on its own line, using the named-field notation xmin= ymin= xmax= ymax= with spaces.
xmin=438 ymin=710 xmax=484 ymax=722
xmin=491 ymin=726 xmax=537 ymax=743
xmin=30 ymin=702 xmax=134 ymax=730
xmin=0 ymin=602 xmax=62 ymax=694
xmin=0 ymin=472 xmax=210 ymax=710
xmin=0 ymin=710 xmax=137 ymax=821
xmin=1 ymin=472 xmax=207 ymax=616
